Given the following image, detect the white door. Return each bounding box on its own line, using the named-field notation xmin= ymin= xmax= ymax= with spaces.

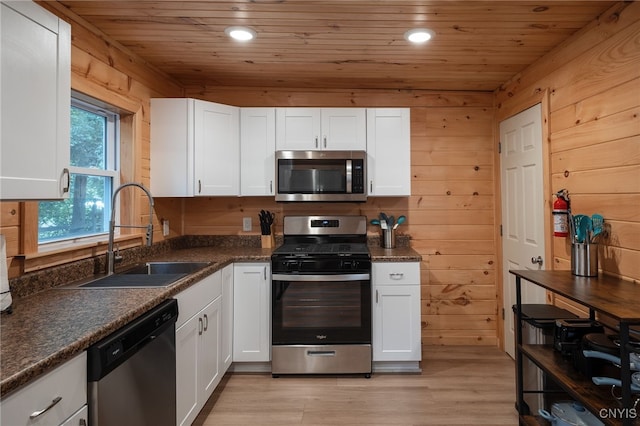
xmin=501 ymin=103 xmax=547 ymax=359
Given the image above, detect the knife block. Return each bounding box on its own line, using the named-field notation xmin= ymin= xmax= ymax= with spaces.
xmin=261 ymin=234 xmax=275 ymax=248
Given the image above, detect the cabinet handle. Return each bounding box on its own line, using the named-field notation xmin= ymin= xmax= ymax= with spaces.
xmin=203 ymin=314 xmax=208 ymax=331
xmin=198 ymin=317 xmax=203 ymax=335
xmin=62 ymin=168 xmax=70 ymax=193
xmin=198 ymin=180 xmax=202 ymax=194
xmin=270 ymin=180 xmax=273 ymax=194
xmin=29 ymin=396 xmax=62 ymax=419
xmin=315 ymin=137 xmax=318 ymax=148
xmin=389 ymin=273 xmax=404 ymax=280
xmin=264 ymin=266 xmax=267 ymax=280
xmin=370 ymin=181 xmax=373 ymax=193
xmin=323 ymin=136 xmax=327 ymax=148
xmin=376 ymin=289 xmax=379 ymax=303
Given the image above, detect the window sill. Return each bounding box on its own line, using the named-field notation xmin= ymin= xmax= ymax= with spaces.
xmin=17 ymin=234 xmax=143 ymax=273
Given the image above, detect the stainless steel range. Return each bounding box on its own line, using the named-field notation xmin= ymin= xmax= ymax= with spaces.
xmin=271 ymin=215 xmax=372 ymax=377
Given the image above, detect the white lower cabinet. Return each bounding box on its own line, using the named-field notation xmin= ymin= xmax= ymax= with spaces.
xmin=175 ymin=271 xmax=223 ymax=426
xmin=60 ymin=405 xmax=88 ymax=426
xmin=372 ymin=262 xmax=422 ymax=367
xmin=221 ymin=264 xmax=234 ymax=372
xmin=233 ymin=262 xmax=271 ymax=363
xmin=1 ymin=352 xmax=87 ymax=426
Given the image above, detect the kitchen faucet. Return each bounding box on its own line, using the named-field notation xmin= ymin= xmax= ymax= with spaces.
xmin=106 ymin=182 xmax=154 ymax=275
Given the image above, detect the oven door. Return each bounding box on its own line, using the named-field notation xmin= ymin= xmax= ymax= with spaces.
xmin=272 ymin=273 xmax=371 ymax=345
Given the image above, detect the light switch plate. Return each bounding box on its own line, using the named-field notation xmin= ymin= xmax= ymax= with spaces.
xmin=162 ymin=220 xmax=170 ymax=236
xmin=243 ymin=217 xmax=252 ymax=232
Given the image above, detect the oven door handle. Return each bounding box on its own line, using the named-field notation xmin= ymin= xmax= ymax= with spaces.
xmin=272 ymin=273 xmax=370 ymax=282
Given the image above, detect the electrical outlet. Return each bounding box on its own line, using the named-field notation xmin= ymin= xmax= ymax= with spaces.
xmin=243 ymin=217 xmax=252 ymax=232
xmin=162 ymin=220 xmax=170 ymax=236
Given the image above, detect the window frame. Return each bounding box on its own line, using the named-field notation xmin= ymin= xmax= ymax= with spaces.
xmin=37 ymin=95 xmax=121 ymax=248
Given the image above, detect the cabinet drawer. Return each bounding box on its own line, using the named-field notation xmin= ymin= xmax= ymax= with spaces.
xmin=176 ymin=271 xmax=222 ymax=328
xmin=373 ymin=262 xmax=420 ymax=285
xmin=1 ymin=352 xmax=87 ymax=426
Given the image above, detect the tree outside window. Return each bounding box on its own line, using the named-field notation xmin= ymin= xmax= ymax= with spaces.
xmin=39 ymin=98 xmax=119 ymax=243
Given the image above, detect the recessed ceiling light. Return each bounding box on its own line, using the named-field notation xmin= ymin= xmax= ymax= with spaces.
xmin=404 ymin=28 xmax=435 ymax=44
xmin=225 ymin=26 xmax=256 ymax=41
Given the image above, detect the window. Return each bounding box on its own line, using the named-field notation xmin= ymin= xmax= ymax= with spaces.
xmin=38 ymin=97 xmax=119 ymax=243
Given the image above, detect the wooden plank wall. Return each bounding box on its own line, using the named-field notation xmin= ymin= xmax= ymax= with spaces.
xmin=1 ymin=1 xmax=637 ymax=350
xmin=494 ymin=2 xmax=640 ymax=314
xmin=174 ymin=87 xmax=497 ymax=346
xmin=496 ymin=0 xmax=640 ymax=280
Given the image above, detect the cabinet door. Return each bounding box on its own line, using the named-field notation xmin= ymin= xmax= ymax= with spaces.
xmin=373 ymin=284 xmax=421 ymax=361
xmin=240 ymin=108 xmax=276 ymax=195
xmin=193 ymin=100 xmax=240 ymax=196
xmin=221 ymin=264 xmax=234 ymax=372
xmin=321 ymin=108 xmax=366 ymax=150
xmin=1 ymin=352 xmax=86 ymax=426
xmin=0 ymin=1 xmax=70 ymax=200
xmin=176 ymin=314 xmax=199 ymax=426
xmin=366 ymin=108 xmax=411 ymax=196
xmin=233 ymin=263 xmax=271 ymax=362
xmin=60 ymin=405 xmax=88 ymax=426
xmin=150 ymin=98 xmax=194 ymax=197
xmin=199 ymin=296 xmax=222 ymax=405
xmin=275 ymin=108 xmax=321 ymax=150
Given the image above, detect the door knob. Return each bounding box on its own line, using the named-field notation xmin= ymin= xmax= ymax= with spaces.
xmin=531 ymin=256 xmax=543 ymax=266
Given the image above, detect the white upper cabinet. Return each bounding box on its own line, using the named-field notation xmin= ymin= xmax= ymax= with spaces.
xmin=1 ymin=1 xmax=71 ymax=200
xmin=367 ymin=108 xmax=411 ymax=196
xmin=276 ymin=108 xmax=366 ymax=151
xmin=150 ymin=98 xmax=239 ymax=197
xmin=240 ymin=108 xmax=276 ymax=196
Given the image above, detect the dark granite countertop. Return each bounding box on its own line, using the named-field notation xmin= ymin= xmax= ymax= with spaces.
xmin=1 ymin=239 xmax=421 ymax=397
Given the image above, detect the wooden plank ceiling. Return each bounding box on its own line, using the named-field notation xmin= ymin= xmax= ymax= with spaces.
xmin=55 ymin=1 xmax=616 ymax=91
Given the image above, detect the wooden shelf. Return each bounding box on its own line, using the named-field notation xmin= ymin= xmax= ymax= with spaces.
xmin=521 ymin=415 xmax=549 ymax=426
xmin=512 ymin=270 xmax=640 ymax=426
xmin=510 ymin=270 xmax=640 ymax=323
xmin=521 ymin=344 xmax=625 ymax=426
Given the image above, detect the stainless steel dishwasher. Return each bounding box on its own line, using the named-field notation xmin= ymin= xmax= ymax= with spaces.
xmin=87 ymin=298 xmax=178 ymax=426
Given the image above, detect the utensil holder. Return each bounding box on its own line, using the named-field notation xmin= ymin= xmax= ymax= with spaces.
xmin=381 ymin=229 xmax=395 ymax=249
xmin=571 ymin=243 xmax=598 ymax=277
xmin=261 ymin=234 xmax=274 ymax=249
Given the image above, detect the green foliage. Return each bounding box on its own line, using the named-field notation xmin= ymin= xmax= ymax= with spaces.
xmin=39 ymin=106 xmax=111 ymax=242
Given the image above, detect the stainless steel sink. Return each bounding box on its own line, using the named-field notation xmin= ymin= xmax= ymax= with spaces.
xmin=73 ymin=261 xmax=212 ymax=288
xmin=121 ymin=261 xmax=211 ymax=275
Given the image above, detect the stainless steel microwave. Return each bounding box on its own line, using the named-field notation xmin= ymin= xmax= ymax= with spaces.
xmin=275 ymin=150 xmax=367 ymax=202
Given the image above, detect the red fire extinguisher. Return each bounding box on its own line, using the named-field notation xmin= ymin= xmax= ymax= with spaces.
xmin=553 ymin=189 xmax=570 ymax=237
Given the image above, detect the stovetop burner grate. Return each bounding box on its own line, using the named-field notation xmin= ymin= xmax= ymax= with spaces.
xmin=274 ymin=242 xmax=369 ymax=256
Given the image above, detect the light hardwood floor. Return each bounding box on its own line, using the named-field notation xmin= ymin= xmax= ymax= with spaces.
xmin=193 ymin=346 xmax=519 ymax=425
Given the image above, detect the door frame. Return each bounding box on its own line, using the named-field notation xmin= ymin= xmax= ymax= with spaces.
xmin=494 ymin=89 xmax=553 ymax=351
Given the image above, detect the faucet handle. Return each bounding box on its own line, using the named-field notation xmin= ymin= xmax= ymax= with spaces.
xmin=114 ymin=245 xmax=123 ymax=263
xmin=146 ymin=224 xmax=153 ymax=246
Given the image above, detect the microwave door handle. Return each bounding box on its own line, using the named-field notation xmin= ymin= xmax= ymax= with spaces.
xmin=346 ymin=159 xmax=352 ymax=193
